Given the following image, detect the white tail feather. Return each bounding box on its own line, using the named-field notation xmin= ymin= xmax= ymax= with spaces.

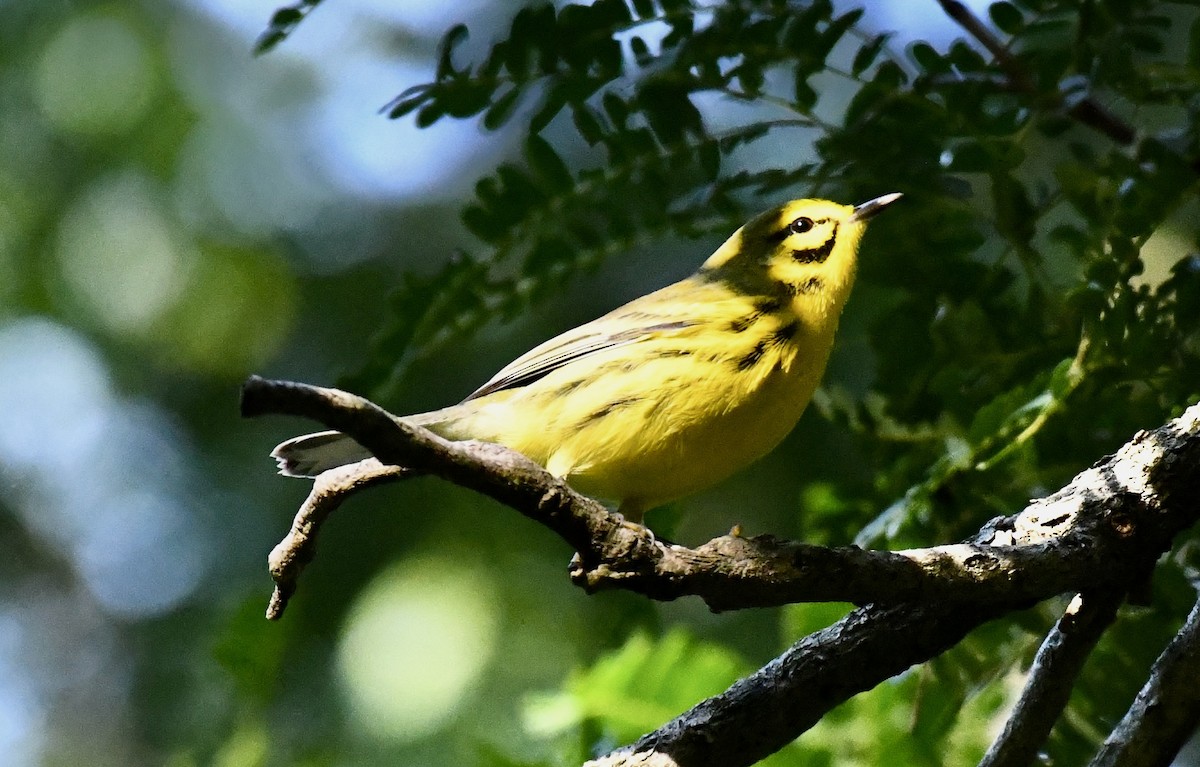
xmin=271 ymin=430 xmax=373 ymax=477
xmin=270 ymin=404 xmax=474 ymax=478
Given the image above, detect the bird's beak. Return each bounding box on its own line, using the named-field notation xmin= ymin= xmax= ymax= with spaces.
xmin=851 ymin=192 xmax=903 ymax=221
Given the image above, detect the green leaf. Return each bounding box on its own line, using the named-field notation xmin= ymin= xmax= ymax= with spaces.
xmin=483 ymin=87 xmax=523 ymax=130
xmin=436 ymin=23 xmax=470 ymax=79
xmin=570 ymin=103 xmax=605 ymax=144
xmin=1125 ymin=29 xmax=1164 ymax=54
xmin=852 ymin=33 xmax=891 ymax=76
xmin=988 ymin=2 xmax=1024 ymax=35
xmin=630 ymin=36 xmax=653 ymax=67
xmin=415 ymin=100 xmax=447 ymax=128
xmin=946 ymin=40 xmax=987 ymax=72
xmin=530 ymin=83 xmax=569 ymax=133
xmin=524 ymin=135 xmax=573 ymax=192
xmin=254 ymin=0 xmax=322 ymax=55
xmin=1189 ymin=16 xmax=1200 ymax=68
xmin=991 ymin=173 xmax=1036 ymax=246
xmin=909 ymin=42 xmax=945 ymax=74
xmin=1160 ymin=255 xmax=1200 ymax=331
xmin=965 ymin=361 xmax=1067 ymax=447
xmin=462 ymin=204 xmax=504 ymax=243
xmin=697 ymin=140 xmax=720 ymax=180
xmin=524 ymin=629 xmax=750 ymax=742
xmin=944 ymin=139 xmax=1024 ymax=173
xmin=820 ymin=8 xmax=864 ymax=57
xmin=505 ymin=6 xmax=544 ymax=79
xmin=1055 ymin=160 xmax=1109 ymax=224
xmin=636 ymin=78 xmax=702 ymax=143
xmin=441 ymin=81 xmax=492 ymax=118
xmin=737 ymin=62 xmax=765 ymax=96
xmin=384 ymin=84 xmax=434 ymax=120
xmin=630 ymin=0 xmax=655 ymax=17
xmin=601 ymin=92 xmax=628 ymax=129
xmin=843 ymin=61 xmax=907 ymax=125
xmin=794 ymin=70 xmax=818 ymax=111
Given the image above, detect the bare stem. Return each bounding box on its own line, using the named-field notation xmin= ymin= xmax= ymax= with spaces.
xmin=979 ymin=590 xmax=1125 ymax=767
xmin=1089 ymin=593 xmax=1200 ymax=767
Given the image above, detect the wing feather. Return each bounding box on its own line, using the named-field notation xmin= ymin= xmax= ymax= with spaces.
xmin=464 ymin=318 xmax=695 ymax=401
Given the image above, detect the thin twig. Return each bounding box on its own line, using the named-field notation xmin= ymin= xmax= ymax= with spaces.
xmin=1088 ymin=592 xmax=1200 ymax=767
xmin=934 ymin=0 xmax=1136 ymax=146
xmin=976 ymin=330 xmax=1090 ymax=472
xmin=265 ymin=459 xmax=408 ymax=620
xmin=979 ymin=590 xmax=1125 ymax=767
xmin=936 ymin=0 xmax=1035 ymax=91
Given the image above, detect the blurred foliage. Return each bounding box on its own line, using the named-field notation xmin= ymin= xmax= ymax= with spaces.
xmin=525 ymin=629 xmax=750 ymax=746
xmin=5 ymin=0 xmax=1200 ymax=765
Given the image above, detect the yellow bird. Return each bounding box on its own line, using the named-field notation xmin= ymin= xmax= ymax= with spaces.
xmin=273 ymin=193 xmax=901 ymax=522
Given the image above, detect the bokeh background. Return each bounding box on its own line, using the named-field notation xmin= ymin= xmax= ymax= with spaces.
xmin=4 ymin=1 xmax=1170 ymax=766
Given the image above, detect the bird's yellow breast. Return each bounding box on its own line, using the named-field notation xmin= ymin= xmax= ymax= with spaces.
xmin=454 ymin=283 xmax=839 ymax=515
xmin=550 ymin=326 xmax=833 ymax=513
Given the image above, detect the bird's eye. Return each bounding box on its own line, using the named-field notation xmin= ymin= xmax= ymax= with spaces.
xmin=789 ymin=217 xmax=815 ymax=235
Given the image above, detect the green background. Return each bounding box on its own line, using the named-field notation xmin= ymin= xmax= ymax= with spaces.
xmin=3 ymin=1 xmax=1199 ymax=765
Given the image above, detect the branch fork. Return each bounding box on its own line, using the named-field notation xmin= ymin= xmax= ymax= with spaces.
xmin=242 ymin=375 xmax=1200 ymax=766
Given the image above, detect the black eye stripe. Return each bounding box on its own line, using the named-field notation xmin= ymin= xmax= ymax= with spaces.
xmin=791 ymin=221 xmax=840 ymax=263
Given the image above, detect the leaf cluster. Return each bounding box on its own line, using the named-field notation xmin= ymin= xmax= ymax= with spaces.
xmin=342 ymin=0 xmax=869 ymax=395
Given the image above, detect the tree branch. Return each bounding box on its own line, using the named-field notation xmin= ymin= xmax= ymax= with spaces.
xmin=244 ymin=376 xmax=1200 ymax=618
xmin=587 ymin=599 xmax=1012 ymax=767
xmin=264 ymin=459 xmax=407 ymax=619
xmin=979 ymin=590 xmax=1125 ymax=767
xmin=1089 ymin=591 xmax=1200 ymax=767
xmin=242 ymin=375 xmax=653 ymax=619
xmin=244 ymin=376 xmax=1200 ymax=765
xmin=580 ymin=405 xmax=1200 ymax=767
xmin=934 ymin=0 xmax=1136 ymax=146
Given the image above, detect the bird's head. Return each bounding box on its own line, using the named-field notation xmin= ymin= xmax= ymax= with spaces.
xmin=700 ymin=193 xmax=902 ymax=317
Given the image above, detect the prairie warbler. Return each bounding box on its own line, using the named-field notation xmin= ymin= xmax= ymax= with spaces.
xmin=273 ymin=193 xmax=901 ymax=521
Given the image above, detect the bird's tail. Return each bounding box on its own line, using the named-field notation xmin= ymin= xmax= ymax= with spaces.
xmin=270 ymin=405 xmax=470 ymax=478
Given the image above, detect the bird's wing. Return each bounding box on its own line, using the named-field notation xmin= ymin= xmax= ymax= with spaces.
xmin=463 ymin=314 xmax=696 ymax=402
